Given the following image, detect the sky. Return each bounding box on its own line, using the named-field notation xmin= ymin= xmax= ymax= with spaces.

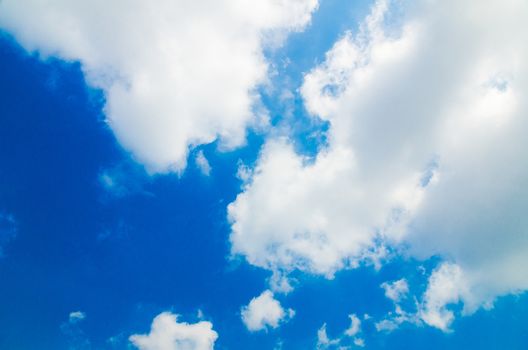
xmin=0 ymin=0 xmax=527 ymax=349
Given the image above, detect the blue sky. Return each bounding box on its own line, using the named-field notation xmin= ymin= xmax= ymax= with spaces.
xmin=1 ymin=0 xmax=528 ymax=349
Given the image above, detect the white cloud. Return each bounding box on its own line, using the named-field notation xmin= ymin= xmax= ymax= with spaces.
xmin=0 ymin=0 xmax=318 ymax=173
xmin=316 ymin=324 xmax=339 ymax=349
xmin=69 ymin=311 xmax=86 ymax=324
xmin=195 ymin=151 xmax=211 ymax=176
xmin=129 ymin=312 xmax=218 ymax=350
xmin=345 ymin=314 xmax=365 ymax=347
xmin=61 ymin=311 xmax=90 ymax=349
xmin=418 ymin=263 xmax=471 ymax=332
xmin=353 ymin=338 xmax=365 ymax=347
xmin=374 ymin=319 xmax=399 ymax=333
xmin=381 ymin=279 xmax=409 ymax=303
xmin=316 ymin=314 xmax=365 ymax=349
xmin=375 ymin=278 xmax=419 ymax=333
xmin=241 ymin=290 xmax=294 ymax=332
xmin=228 ymin=0 xmax=528 ymax=327
xmin=344 ymin=314 xmax=361 ymax=337
xmin=375 ymin=297 xmax=419 ymax=333
xmin=228 ymin=0 xmax=426 ymax=277
xmin=377 ymin=263 xmax=474 ymax=333
xmin=375 ymin=310 xmax=419 ymax=334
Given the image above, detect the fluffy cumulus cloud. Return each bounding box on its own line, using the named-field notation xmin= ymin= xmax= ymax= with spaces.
xmin=229 ymin=0 xmax=528 ymax=327
xmin=241 ymin=290 xmax=294 ymax=332
xmin=229 ymin=0 xmax=426 ymax=277
xmin=130 ymin=312 xmax=218 ymax=350
xmin=0 ymin=0 xmax=318 ymax=173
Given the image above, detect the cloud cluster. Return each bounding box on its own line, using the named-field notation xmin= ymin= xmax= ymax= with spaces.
xmin=130 ymin=312 xmax=217 ymax=350
xmin=0 ymin=0 xmax=318 ymax=173
xmin=229 ymin=0 xmax=426 ymax=277
xmin=228 ymin=0 xmax=528 ymax=327
xmin=241 ymin=290 xmax=294 ymax=332
xmin=377 ymin=265 xmax=476 ymax=332
xmin=2 ymin=0 xmax=527 ymax=336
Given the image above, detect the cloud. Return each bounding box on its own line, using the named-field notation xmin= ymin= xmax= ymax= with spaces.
xmin=316 ymin=323 xmax=339 ymax=349
xmin=345 ymin=314 xmax=365 ymax=347
xmin=316 ymin=314 xmax=365 ymax=349
xmin=69 ymin=311 xmax=86 ymax=324
xmin=344 ymin=314 xmax=361 ymax=337
xmin=376 ymin=278 xmax=420 ymax=333
xmin=377 ymin=264 xmax=473 ymax=333
xmin=241 ymin=290 xmax=294 ymax=332
xmin=228 ymin=0 xmax=528 ymax=327
xmin=61 ymin=311 xmax=90 ymax=350
xmin=374 ymin=307 xmax=417 ymax=333
xmin=418 ymin=263 xmax=471 ymax=332
xmin=228 ymin=0 xmax=425 ymax=277
xmin=375 ymin=319 xmax=399 ymax=333
xmin=130 ymin=312 xmax=218 ymax=350
xmin=381 ymin=279 xmax=409 ymax=303
xmin=353 ymin=338 xmax=365 ymax=347
xmin=195 ymin=150 xmax=211 ymax=176
xmin=0 ymin=0 xmax=318 ymax=173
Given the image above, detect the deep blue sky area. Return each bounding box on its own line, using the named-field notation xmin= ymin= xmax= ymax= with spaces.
xmin=1 ymin=1 xmax=528 ymax=349
xmin=0 ymin=32 xmax=269 ymax=349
